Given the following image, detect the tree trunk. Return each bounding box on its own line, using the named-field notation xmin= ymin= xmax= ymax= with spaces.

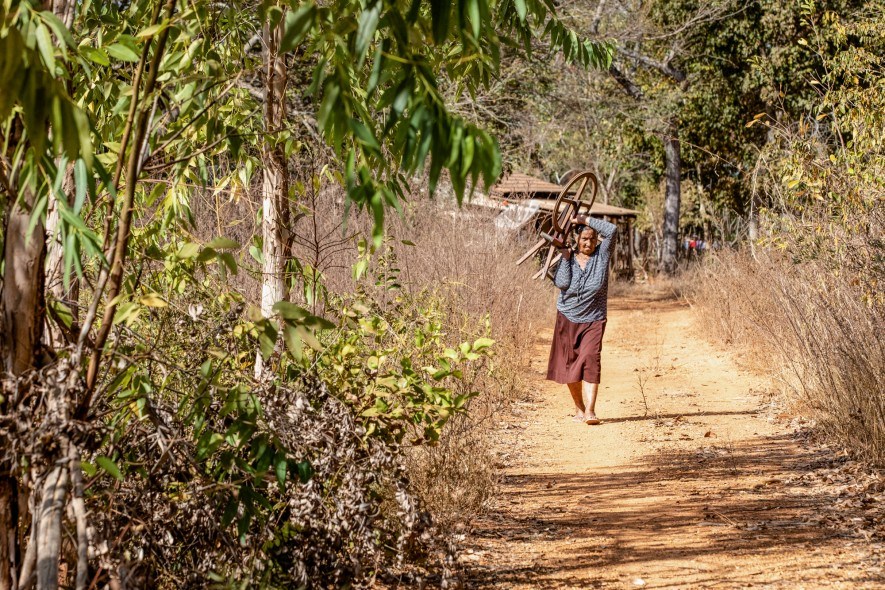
xmin=34 ymin=464 xmax=68 ymax=590
xmin=2 ymin=195 xmax=47 ymax=375
xmin=1 ymin=174 xmax=48 ymax=590
xmin=0 ymin=154 xmax=45 ymax=590
xmin=661 ymin=123 xmax=681 ymax=274
xmin=0 ymin=476 xmax=19 ymax=590
xmin=255 ymin=14 xmax=289 ymax=378
xmin=44 ymin=169 xmax=78 ymax=349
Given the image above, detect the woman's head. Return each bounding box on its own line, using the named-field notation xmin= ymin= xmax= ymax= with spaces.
xmin=573 ymin=225 xmax=599 ymax=255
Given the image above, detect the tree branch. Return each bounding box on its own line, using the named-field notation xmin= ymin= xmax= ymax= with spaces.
xmin=81 ymin=0 xmax=179 ymax=404
xmin=608 ymin=63 xmax=644 ymax=101
xmin=591 ymin=0 xmax=607 ymax=35
xmin=619 ymin=48 xmax=686 ymax=83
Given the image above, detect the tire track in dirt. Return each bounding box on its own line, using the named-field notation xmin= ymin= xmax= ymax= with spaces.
xmin=463 ymin=296 xmax=882 ymax=589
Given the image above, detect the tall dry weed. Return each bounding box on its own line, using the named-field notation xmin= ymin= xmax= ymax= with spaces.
xmin=694 ymin=249 xmax=885 ymax=465
xmin=289 ymin=187 xmax=553 ymax=531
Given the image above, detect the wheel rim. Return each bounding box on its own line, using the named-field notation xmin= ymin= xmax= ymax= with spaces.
xmin=551 ymin=172 xmax=599 ymax=234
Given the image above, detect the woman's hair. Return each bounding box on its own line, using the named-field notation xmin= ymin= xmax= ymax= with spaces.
xmin=573 ymin=224 xmax=597 ymax=237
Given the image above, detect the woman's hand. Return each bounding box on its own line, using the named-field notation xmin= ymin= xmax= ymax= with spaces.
xmin=559 ymin=247 xmax=573 ymax=260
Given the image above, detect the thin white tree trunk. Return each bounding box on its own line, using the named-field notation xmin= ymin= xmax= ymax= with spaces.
xmin=67 ymin=443 xmax=88 ymax=590
xmin=44 ymin=0 xmax=78 ymax=348
xmin=255 ymin=14 xmax=289 ymax=378
xmin=44 ymin=169 xmax=77 ymax=349
xmin=34 ymin=464 xmax=68 ymax=590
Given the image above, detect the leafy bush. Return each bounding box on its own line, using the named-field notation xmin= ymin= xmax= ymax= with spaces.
xmin=55 ymin=227 xmax=495 ymax=588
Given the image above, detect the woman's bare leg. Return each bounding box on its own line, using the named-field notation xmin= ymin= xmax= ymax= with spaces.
xmin=583 ymin=382 xmax=600 ymax=423
xmin=567 ymin=382 xmax=584 ymax=417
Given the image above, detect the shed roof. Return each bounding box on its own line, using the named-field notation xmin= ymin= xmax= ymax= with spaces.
xmin=490 ymin=172 xmax=573 ymax=197
xmin=529 ymin=198 xmax=639 ymax=217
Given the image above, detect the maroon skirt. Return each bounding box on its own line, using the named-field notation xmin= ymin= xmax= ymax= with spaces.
xmin=546 ymin=311 xmax=607 ymax=384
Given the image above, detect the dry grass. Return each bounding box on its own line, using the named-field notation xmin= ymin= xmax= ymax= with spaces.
xmin=288 ymin=187 xmax=553 ymax=532
xmin=692 ymin=249 xmax=885 ymax=465
xmin=386 ymin=201 xmax=553 ymax=532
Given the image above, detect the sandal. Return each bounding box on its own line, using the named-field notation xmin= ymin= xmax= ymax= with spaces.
xmin=584 ymin=414 xmax=601 ymax=425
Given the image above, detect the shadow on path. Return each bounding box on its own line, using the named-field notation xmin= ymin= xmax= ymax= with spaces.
xmin=464 ymin=433 xmax=877 ymax=588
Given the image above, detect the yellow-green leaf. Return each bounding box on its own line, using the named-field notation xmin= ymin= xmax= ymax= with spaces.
xmin=139 ymin=293 xmax=168 ymax=307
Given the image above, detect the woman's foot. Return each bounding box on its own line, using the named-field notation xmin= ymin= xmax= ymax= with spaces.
xmin=571 ymin=412 xmax=585 ymax=423
xmin=584 ymin=412 xmax=600 ymax=425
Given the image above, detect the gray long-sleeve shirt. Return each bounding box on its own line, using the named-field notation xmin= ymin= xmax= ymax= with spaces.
xmin=553 ymin=217 xmax=618 ymax=323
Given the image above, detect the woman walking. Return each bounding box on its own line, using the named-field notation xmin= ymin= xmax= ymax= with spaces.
xmin=546 ymin=214 xmax=617 ymax=425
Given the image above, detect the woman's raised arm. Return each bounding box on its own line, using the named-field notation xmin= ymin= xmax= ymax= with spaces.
xmin=584 ymin=216 xmax=617 ymax=240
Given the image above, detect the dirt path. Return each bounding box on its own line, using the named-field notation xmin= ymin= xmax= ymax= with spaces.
xmin=464 ymin=296 xmax=883 ymax=589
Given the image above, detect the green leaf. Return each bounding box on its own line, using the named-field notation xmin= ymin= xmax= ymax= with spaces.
xmin=136 ymin=22 xmax=169 ymax=39
xmin=296 ymin=325 xmax=322 ymax=352
xmin=80 ymin=461 xmax=96 ymax=478
xmin=467 ymin=0 xmax=481 ymax=39
xmin=266 ymin=5 xmax=284 ymax=28
xmin=73 ymin=159 xmax=87 ymax=213
xmin=106 ymin=43 xmax=140 ymax=63
xmin=193 ymin=246 xmax=215 ymax=263
xmin=349 ymin=119 xmax=380 ymax=153
xmin=26 ymin=193 xmax=48 ymax=242
xmin=176 ymin=242 xmax=200 ymax=259
xmin=353 ymin=258 xmax=369 ymax=281
xmin=48 ymin=299 xmax=73 ymax=329
xmin=146 ymin=182 xmax=165 ymax=207
xmin=258 ymin=321 xmax=278 ymax=361
xmin=296 ymin=461 xmax=313 ymax=483
xmin=514 ymin=0 xmax=527 ymax=20
xmin=273 ymin=301 xmax=309 ymax=321
xmin=96 ymin=456 xmax=124 ymax=481
xmin=113 ymin=301 xmax=141 ymax=326
xmin=472 ymin=337 xmax=494 ymax=351
xmin=370 ymin=190 xmax=384 ymax=248
xmin=206 ymin=237 xmax=239 ymax=250
xmin=430 ymin=0 xmax=451 ymax=44
xmin=80 ymin=46 xmax=110 ymax=66
xmin=220 ymin=494 xmax=238 ymax=528
xmin=355 ymin=2 xmax=381 ymax=63
xmin=35 ymin=24 xmax=56 ymax=72
xmin=280 ymin=4 xmax=317 ymax=53
xmin=39 ymin=11 xmax=74 ymax=47
xmin=283 ymin=324 xmax=303 ymax=361
xmin=274 ymin=454 xmax=287 ymax=489
xmin=217 ymin=252 xmax=237 ymax=275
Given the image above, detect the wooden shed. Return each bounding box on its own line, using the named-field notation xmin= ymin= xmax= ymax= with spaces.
xmin=475 ymin=172 xmax=639 ymax=280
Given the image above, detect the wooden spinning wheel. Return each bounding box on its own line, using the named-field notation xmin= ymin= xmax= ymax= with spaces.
xmin=516 ymin=171 xmax=599 ymax=280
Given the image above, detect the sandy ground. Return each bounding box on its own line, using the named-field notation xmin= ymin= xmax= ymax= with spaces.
xmin=463 ymin=295 xmax=883 ymax=589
